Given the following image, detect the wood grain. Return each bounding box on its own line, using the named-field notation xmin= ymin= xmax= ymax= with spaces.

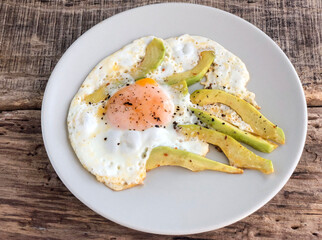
xmin=0 ymin=0 xmax=321 ymax=239
xmin=0 ymin=0 xmax=321 ymax=110
xmin=0 ymin=109 xmax=320 ymax=239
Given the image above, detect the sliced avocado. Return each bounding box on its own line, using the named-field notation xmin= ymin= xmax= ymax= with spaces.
xmin=165 ymin=51 xmax=215 ymax=86
xmin=132 ymin=38 xmax=165 ymax=80
xmin=171 ymin=80 xmax=189 ymax=95
xmin=191 ymin=89 xmax=285 ymax=144
xmin=146 ymin=146 xmax=243 ymax=174
xmin=179 ymin=125 xmax=274 ymax=174
xmin=84 ymin=84 xmax=109 ymax=104
xmin=190 ymin=107 xmax=278 ymax=153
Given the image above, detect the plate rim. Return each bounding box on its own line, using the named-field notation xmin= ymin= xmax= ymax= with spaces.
xmin=41 ymin=2 xmax=308 ymax=235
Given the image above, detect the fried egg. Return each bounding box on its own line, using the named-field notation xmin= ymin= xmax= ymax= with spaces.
xmin=68 ymin=35 xmax=257 ymax=191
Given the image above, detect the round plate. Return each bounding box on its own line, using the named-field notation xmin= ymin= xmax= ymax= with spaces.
xmin=42 ymin=3 xmax=307 ymax=235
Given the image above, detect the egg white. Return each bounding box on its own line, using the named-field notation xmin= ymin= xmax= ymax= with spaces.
xmin=68 ymin=35 xmax=257 ymax=191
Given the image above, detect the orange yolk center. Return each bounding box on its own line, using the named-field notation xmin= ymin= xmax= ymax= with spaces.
xmin=106 ymin=78 xmax=174 ymax=131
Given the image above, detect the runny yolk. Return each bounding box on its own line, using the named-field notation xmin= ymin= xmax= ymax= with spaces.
xmin=106 ymin=78 xmax=174 ymax=131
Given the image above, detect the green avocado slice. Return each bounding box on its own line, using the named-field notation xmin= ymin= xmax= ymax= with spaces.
xmin=191 ymin=89 xmax=285 ymax=144
xmin=190 ymin=107 xmax=278 ymax=153
xmin=84 ymin=84 xmax=109 ymax=104
xmin=165 ymin=51 xmax=215 ymax=86
xmin=171 ymin=80 xmax=189 ymax=95
xmin=146 ymin=146 xmax=243 ymax=174
xmin=132 ymin=38 xmax=165 ymax=80
xmin=179 ymin=125 xmax=274 ymax=174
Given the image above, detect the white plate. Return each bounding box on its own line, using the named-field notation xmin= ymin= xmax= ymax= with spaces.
xmin=42 ymin=3 xmax=307 ymax=235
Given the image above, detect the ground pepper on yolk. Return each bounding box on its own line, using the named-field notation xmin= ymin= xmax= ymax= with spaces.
xmin=105 ymin=78 xmax=174 ymax=131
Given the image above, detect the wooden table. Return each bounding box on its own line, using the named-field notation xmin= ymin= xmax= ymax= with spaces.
xmin=0 ymin=1 xmax=321 ymax=239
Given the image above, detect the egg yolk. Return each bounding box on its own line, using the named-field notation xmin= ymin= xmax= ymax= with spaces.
xmin=106 ymin=78 xmax=174 ymax=131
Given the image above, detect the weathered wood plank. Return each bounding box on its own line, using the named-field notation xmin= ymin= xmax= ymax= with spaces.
xmin=0 ymin=0 xmax=320 ymax=110
xmin=0 ymin=108 xmax=320 ymax=239
xmin=0 ymin=74 xmax=46 ymax=110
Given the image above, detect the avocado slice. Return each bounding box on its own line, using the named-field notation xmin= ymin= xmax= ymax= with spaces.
xmin=191 ymin=89 xmax=285 ymax=144
xmin=190 ymin=107 xmax=278 ymax=153
xmin=146 ymin=146 xmax=243 ymax=174
xmin=179 ymin=125 xmax=274 ymax=174
xmin=165 ymin=51 xmax=215 ymax=86
xmin=171 ymin=80 xmax=189 ymax=95
xmin=132 ymin=38 xmax=165 ymax=80
xmin=84 ymin=84 xmax=109 ymax=104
